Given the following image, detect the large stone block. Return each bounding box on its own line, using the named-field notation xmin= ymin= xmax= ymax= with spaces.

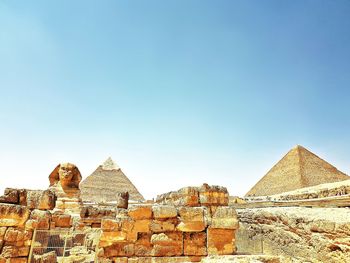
xmin=156 ymin=184 xmax=229 ymax=207
xmin=101 ymin=218 xmax=134 ymax=232
xmin=115 ymin=192 xmax=129 ymax=209
xmin=26 ymin=190 xmax=55 ymax=210
xmin=28 ymin=210 xmax=51 ymax=230
xmin=133 ymin=219 xmax=151 ymax=233
xmin=0 ymin=189 xmax=19 ymax=204
xmin=51 ymin=213 xmax=71 ymax=228
xmin=134 ymin=233 xmax=153 ymax=257
xmin=99 ymin=231 xmax=128 ymax=246
xmin=207 ymin=228 xmax=236 ymax=255
xmin=103 ymin=242 xmax=135 ymax=257
xmin=128 ymin=205 xmax=153 ymax=220
xmin=199 ymin=184 xmax=229 ymax=207
xmin=177 ymin=187 xmax=200 ymax=207
xmin=151 ymin=219 xmax=178 ymax=233
xmin=177 ymin=207 xmax=206 ymax=232
xmin=184 ymin=232 xmax=207 ymax=256
xmin=4 ymin=228 xmax=32 ymax=244
xmin=151 ymin=232 xmax=183 ymax=256
xmin=80 ymin=206 xmax=117 ymax=220
xmin=152 ymin=205 xmax=177 ymax=219
xmin=211 ymin=207 xmax=239 ymax=230
xmin=0 ymin=204 xmax=30 ymax=227
xmin=1 ymin=245 xmax=30 ymax=258
xmin=100 ymin=217 xmax=137 ymax=244
xmin=156 ymin=187 xmax=200 ymax=207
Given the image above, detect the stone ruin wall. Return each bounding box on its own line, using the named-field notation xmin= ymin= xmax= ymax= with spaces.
xmin=3 ymin=162 xmax=350 ymax=263
xmin=83 ymin=184 xmax=239 ymax=262
xmin=0 ymin=164 xmax=240 ymax=263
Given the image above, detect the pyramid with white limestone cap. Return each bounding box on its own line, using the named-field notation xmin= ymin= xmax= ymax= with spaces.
xmin=102 ymin=157 xmax=120 ymax=170
xmin=246 ymin=145 xmax=350 ymax=197
xmin=80 ymin=157 xmax=144 ymax=202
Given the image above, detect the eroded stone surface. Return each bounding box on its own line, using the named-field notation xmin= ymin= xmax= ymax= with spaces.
xmin=0 ymin=204 xmax=30 ymax=227
xmin=207 ymin=228 xmax=236 ymax=255
xmin=237 ymin=207 xmax=350 ymax=263
xmin=156 ymin=184 xmax=229 ymax=207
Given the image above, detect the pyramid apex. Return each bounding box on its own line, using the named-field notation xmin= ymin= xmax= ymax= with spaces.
xmin=293 ymin=144 xmax=305 ymax=150
xmin=102 ymin=157 xmax=120 ymax=171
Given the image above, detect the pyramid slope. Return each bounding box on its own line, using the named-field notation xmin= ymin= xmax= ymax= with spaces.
xmin=245 ymin=145 xmax=350 ymax=197
xmin=80 ymin=159 xmax=145 ymax=202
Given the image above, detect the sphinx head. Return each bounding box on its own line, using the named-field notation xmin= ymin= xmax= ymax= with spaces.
xmin=49 ymin=163 xmax=82 ymax=190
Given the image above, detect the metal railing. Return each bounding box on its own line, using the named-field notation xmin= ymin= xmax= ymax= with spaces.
xmin=29 ymin=229 xmax=101 ymax=263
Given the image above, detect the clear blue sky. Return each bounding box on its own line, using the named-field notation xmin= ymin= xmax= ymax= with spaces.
xmin=1 ymin=1 xmax=350 ymax=199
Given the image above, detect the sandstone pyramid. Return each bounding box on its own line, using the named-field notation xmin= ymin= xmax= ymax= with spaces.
xmin=80 ymin=157 xmax=145 ymax=202
xmin=246 ymin=145 xmax=350 ymax=197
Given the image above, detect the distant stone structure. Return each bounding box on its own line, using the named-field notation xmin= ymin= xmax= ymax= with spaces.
xmin=80 ymin=157 xmax=145 ymax=203
xmin=246 ymin=145 xmax=350 ymax=196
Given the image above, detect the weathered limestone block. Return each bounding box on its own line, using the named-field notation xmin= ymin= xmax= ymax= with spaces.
xmin=115 ymin=192 xmax=129 ymax=209
xmin=1 ymin=245 xmax=30 ymax=258
xmin=237 ymin=207 xmax=350 ymax=262
xmin=134 ymin=233 xmax=153 ymax=257
xmin=156 ymin=184 xmax=229 ymax=207
xmin=101 ymin=218 xmax=134 ymax=233
xmin=54 ymin=197 xmax=81 ymax=212
xmin=80 ymin=206 xmax=119 ymax=226
xmin=0 ymin=204 xmax=30 ymax=227
xmin=4 ymin=228 xmax=32 ymax=246
xmin=211 ymin=207 xmax=239 ymax=230
xmin=152 ymin=205 xmax=177 ymax=219
xmin=80 ymin=206 xmax=117 ymax=219
xmin=128 ymin=205 xmax=153 ymax=220
xmin=199 ymin=184 xmax=229 ymax=207
xmin=26 ymin=190 xmax=55 ymax=210
xmin=207 ymin=228 xmax=236 ymax=255
xmin=177 ymin=207 xmax=206 ymax=232
xmin=134 ymin=219 xmax=151 ymax=234
xmin=184 ymin=232 xmax=207 ymax=256
xmin=0 ymin=189 xmax=19 ymax=204
xmin=156 ymin=187 xmax=200 ymax=207
xmin=51 ymin=213 xmax=71 ymax=228
xmin=26 ymin=210 xmax=51 ymax=230
xmin=151 ymin=219 xmax=178 ymax=233
xmin=177 ymin=187 xmax=200 ymax=207
xmin=151 ymin=232 xmax=183 ymax=256
xmin=100 ymin=217 xmax=136 ymax=246
xmin=102 ymin=242 xmax=135 ymax=257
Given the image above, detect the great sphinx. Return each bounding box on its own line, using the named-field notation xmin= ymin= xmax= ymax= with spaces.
xmin=48 ymin=163 xmax=82 ymax=213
